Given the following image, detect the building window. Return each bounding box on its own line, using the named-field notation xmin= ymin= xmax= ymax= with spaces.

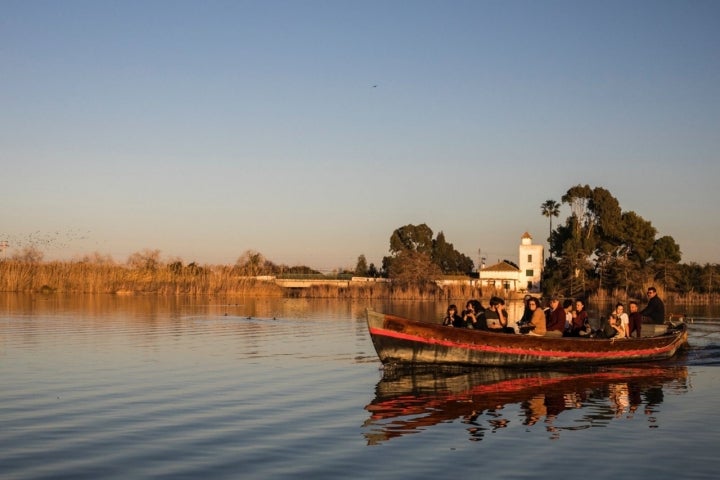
xmin=527 ymin=254 xmax=532 ymax=262
xmin=503 ymin=281 xmax=510 ymax=290
xmin=527 ymin=281 xmax=533 ymax=289
xmin=526 ymin=269 xmax=534 ymax=277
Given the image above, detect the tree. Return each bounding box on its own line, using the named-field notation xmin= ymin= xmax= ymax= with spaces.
xmin=432 ymin=231 xmax=474 ymax=274
xmin=651 ymin=236 xmax=682 ymax=290
xmin=387 ymin=250 xmax=442 ymax=284
xmin=540 ymin=199 xmax=560 ymax=249
xmin=619 ymin=211 xmax=656 ymax=266
xmin=235 ymin=250 xmax=268 ymax=276
xmin=367 ymin=263 xmax=379 ymax=278
xmin=127 ymin=249 xmax=161 ymax=271
xmin=544 ymin=184 xmax=681 ymax=297
xmin=389 ymin=223 xmax=434 ymax=255
xmin=651 ymin=236 xmax=682 ymax=264
xmin=355 ymin=254 xmax=369 ymax=276
xmin=383 ymin=224 xmax=474 ymax=279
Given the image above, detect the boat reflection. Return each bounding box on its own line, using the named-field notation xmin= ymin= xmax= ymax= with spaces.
xmin=363 ymin=364 xmax=689 ymax=444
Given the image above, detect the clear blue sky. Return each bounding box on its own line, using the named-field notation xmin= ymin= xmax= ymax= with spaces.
xmin=2 ymin=0 xmax=719 ymax=270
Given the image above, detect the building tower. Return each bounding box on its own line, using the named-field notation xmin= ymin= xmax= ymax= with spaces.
xmin=518 ymin=232 xmax=544 ymax=292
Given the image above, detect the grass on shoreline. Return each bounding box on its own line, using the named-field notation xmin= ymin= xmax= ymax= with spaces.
xmin=0 ymin=259 xmax=489 ymax=300
xmin=1 ymin=259 xmax=717 ymax=304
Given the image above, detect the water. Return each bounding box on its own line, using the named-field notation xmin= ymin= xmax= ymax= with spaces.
xmin=1 ymin=294 xmax=719 ymax=479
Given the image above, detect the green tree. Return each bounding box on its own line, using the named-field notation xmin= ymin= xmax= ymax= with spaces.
xmin=367 ymin=263 xmax=379 ymax=278
xmin=387 ymin=250 xmax=442 ymax=284
xmin=432 ymin=231 xmax=474 ymax=274
xmin=619 ymin=211 xmax=657 ymax=266
xmin=389 ymin=223 xmax=434 ymax=255
xmin=355 ymin=254 xmax=369 ymax=276
xmin=650 ymin=236 xmax=682 ymax=290
xmin=383 ymin=223 xmax=473 ymax=280
xmin=545 ymin=184 xmax=682 ymax=297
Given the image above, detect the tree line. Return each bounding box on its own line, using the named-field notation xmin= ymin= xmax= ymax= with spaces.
xmin=2 ymin=185 xmax=718 ymax=299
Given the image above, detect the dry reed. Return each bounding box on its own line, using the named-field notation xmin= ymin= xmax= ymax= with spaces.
xmin=2 ymin=260 xmax=717 ymax=303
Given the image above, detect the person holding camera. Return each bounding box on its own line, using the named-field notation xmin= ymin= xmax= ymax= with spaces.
xmin=484 ymin=296 xmax=512 ymax=333
xmin=462 ymin=299 xmax=484 ymax=329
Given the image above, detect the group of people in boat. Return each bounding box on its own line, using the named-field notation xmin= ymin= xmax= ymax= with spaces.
xmin=442 ymin=296 xmax=514 ymax=334
xmin=443 ymin=286 xmax=666 ymax=339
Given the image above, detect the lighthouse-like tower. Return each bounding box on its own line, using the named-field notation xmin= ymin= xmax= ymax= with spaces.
xmin=518 ymin=232 xmax=543 ymax=292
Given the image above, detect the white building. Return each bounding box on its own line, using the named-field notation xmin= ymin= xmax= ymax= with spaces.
xmin=479 ymin=232 xmax=544 ymax=293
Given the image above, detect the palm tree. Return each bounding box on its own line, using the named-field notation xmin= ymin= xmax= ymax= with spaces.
xmin=541 ymin=199 xmax=560 ymax=257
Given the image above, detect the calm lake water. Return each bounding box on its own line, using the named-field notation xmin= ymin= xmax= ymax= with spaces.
xmin=1 ymin=294 xmax=719 ymax=479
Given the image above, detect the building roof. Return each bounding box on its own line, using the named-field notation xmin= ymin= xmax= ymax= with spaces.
xmin=481 ymin=261 xmax=520 ymax=272
xmin=521 ymin=231 xmax=532 ymax=239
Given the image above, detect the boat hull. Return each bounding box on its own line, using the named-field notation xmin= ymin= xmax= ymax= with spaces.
xmin=366 ymin=309 xmax=688 ymax=367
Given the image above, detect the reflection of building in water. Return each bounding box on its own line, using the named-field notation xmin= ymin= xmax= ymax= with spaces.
xmin=610 ymin=383 xmax=630 ymax=417
xmin=523 ymin=395 xmax=547 ymax=426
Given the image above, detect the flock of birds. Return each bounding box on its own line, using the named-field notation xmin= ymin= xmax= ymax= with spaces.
xmin=0 ymin=228 xmax=92 ymax=253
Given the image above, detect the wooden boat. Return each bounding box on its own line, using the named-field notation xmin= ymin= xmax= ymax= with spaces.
xmin=366 ymin=309 xmax=688 ymax=367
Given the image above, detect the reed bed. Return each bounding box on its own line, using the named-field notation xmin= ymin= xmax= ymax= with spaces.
xmin=3 ymin=260 xmax=717 ymax=303
xmin=0 ymin=260 xmax=489 ymax=300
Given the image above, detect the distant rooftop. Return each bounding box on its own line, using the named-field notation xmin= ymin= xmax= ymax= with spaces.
xmin=481 ymin=261 xmax=519 ymax=272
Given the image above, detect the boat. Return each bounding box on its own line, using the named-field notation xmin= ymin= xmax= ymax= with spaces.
xmin=363 ymin=365 xmax=689 ymax=444
xmin=366 ymin=309 xmax=688 ymax=367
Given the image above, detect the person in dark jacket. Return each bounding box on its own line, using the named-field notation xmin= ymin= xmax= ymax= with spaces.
xmin=641 ymin=287 xmax=665 ymax=324
xmin=462 ymin=299 xmax=485 ymax=329
xmin=442 ymin=304 xmax=466 ymax=328
xmin=628 ymin=300 xmax=643 ymax=337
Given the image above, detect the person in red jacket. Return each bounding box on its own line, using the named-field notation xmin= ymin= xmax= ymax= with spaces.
xmin=569 ymin=299 xmax=591 ymax=337
xmin=628 ymin=300 xmax=643 ymax=338
xmin=546 ymin=297 xmax=565 ymax=337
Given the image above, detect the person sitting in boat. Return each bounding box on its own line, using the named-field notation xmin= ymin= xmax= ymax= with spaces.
xmin=593 ymin=313 xmax=622 ymax=338
xmin=522 ymin=297 xmax=546 ymax=336
xmin=442 ymin=304 xmax=466 ymax=328
xmin=562 ymin=299 xmax=574 ymax=335
xmin=628 ymin=300 xmax=642 ymax=338
xmin=607 ymin=313 xmax=625 ymax=338
xmin=483 ymin=296 xmax=513 ymax=333
xmin=545 ymin=297 xmax=565 ymax=337
xmin=516 ymin=295 xmax=534 ymax=329
xmin=641 ymin=286 xmax=665 ymax=324
xmin=613 ymin=303 xmax=629 ymax=338
xmin=568 ymin=299 xmax=591 ymax=337
xmin=462 ymin=299 xmax=485 ymax=329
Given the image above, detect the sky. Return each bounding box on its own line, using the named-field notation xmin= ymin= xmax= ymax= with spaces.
xmin=2 ymin=0 xmax=719 ymax=271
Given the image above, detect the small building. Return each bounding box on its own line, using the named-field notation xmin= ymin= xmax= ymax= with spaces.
xmin=478 ymin=232 xmax=544 ymax=293
xmin=478 ymin=260 xmax=521 ymax=291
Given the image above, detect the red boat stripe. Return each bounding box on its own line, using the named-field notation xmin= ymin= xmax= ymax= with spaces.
xmin=368 ymin=327 xmax=677 ymax=359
